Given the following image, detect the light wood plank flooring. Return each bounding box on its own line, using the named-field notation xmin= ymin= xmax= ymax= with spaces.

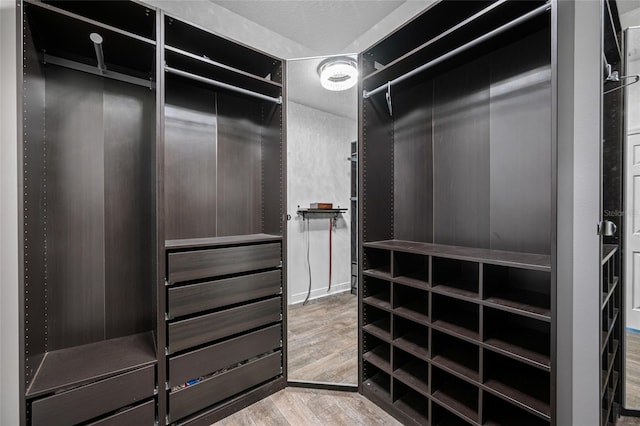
xmin=287 ymin=292 xmax=358 ymax=384
xmin=215 ymin=388 xmax=401 ymax=425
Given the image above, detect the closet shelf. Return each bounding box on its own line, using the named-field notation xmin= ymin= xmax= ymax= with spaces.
xmin=26 ymin=332 xmax=156 ymax=399
xmin=431 ymin=354 xmax=479 ymax=384
xmin=363 ymin=294 xmax=392 ymax=311
xmin=431 ymin=282 xmax=479 ymax=302
xmin=602 ymin=244 xmax=618 ymax=265
xmin=165 ymin=233 xmax=282 ymax=250
xmin=394 ymin=332 xmax=429 ymax=360
xmin=431 ymin=382 xmax=480 ymax=425
xmin=394 ymin=361 xmax=429 ymax=396
xmin=362 ymin=346 xmax=392 ymax=373
xmin=394 ymin=275 xmax=429 ymax=290
xmin=393 ymin=396 xmax=429 ymax=424
xmin=602 ymin=339 xmax=619 ymax=392
xmin=363 ymin=240 xmax=550 ymax=271
xmin=483 ymin=378 xmax=550 ymax=420
xmin=484 ymin=334 xmax=550 ymax=371
xmin=394 ymin=303 xmax=429 ymax=326
xmin=362 ymin=373 xmax=391 ymax=400
xmin=484 ymin=290 xmax=551 ymax=322
xmin=363 ymin=268 xmax=392 ymax=281
xmin=431 ymin=315 xmax=480 ymax=343
xmin=363 ymin=319 xmax=392 ymax=342
xmin=601 ymin=277 xmax=619 ymax=309
xmin=601 ymin=309 xmax=619 ymax=354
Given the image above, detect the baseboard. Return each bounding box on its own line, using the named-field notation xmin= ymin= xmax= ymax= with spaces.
xmin=288 ymin=281 xmax=351 ymax=305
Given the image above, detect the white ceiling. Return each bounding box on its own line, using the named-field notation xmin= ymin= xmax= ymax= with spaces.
xmin=618 ymin=0 xmax=640 ymax=15
xmin=212 ymin=0 xmax=407 ymax=54
xmin=287 ymin=56 xmax=358 ymax=120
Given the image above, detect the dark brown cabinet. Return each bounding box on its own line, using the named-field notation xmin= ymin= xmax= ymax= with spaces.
xmin=359 ymin=1 xmax=555 ymax=424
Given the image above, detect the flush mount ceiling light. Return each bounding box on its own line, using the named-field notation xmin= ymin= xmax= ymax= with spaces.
xmin=317 ymin=57 xmax=358 ymax=91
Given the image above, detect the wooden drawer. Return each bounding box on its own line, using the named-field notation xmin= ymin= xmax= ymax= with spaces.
xmin=87 ymin=400 xmax=155 ymax=425
xmin=169 ymin=351 xmax=282 ymax=422
xmin=168 ymin=297 xmax=281 ymax=354
xmin=167 ymin=243 xmax=281 ymax=284
xmin=31 ymin=365 xmax=155 ymax=426
xmin=168 ymin=270 xmax=281 ymax=318
xmin=170 ymin=324 xmax=282 ymax=386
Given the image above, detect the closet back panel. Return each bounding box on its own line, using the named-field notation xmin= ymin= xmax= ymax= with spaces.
xmin=362 ymin=95 xmax=394 ymax=242
xmin=433 ymin=55 xmax=491 ymax=249
xmin=216 ymin=92 xmax=262 ymax=236
xmin=44 ymin=66 xmax=154 ymax=350
xmin=164 ymin=79 xmax=218 ymax=240
xmin=393 ymin=79 xmax=433 ymax=243
xmin=262 ymin=102 xmax=283 ymax=236
xmin=23 ymin=22 xmax=47 ymax=383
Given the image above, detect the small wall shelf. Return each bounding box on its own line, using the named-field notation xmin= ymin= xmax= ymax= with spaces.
xmin=297 ymin=208 xmax=348 ymax=219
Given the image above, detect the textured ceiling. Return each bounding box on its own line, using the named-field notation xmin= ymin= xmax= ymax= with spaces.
xmin=212 ymin=0 xmax=406 ymax=54
xmin=618 ymin=0 xmax=640 ymax=15
xmin=287 ymin=56 xmax=358 ymax=120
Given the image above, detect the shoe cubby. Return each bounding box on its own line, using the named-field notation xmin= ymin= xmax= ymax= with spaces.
xmin=363 ymin=276 xmax=392 ymax=311
xmin=363 ymin=361 xmax=391 ymax=402
xmin=393 ymin=380 xmax=429 ymax=424
xmin=363 ymin=247 xmax=392 ymax=279
xmin=363 ymin=334 xmax=392 ymax=373
xmin=482 ymin=393 xmax=549 ymax=426
xmin=431 ymin=295 xmax=479 ymax=342
xmin=431 ymin=367 xmax=479 ymax=424
xmin=431 ymin=402 xmax=474 ymax=426
xmin=483 ymin=265 xmax=551 ymax=320
xmin=483 ymin=308 xmax=550 ymax=370
xmin=393 ymin=283 xmax=429 ymax=325
xmin=431 ymin=257 xmax=479 ymax=300
xmin=483 ymin=351 xmax=550 ymax=420
xmin=363 ymin=304 xmax=392 ymax=341
xmin=393 ymin=316 xmax=429 ymax=359
xmin=393 ymin=251 xmax=429 ymax=289
xmin=431 ymin=330 xmax=479 ymax=383
xmin=393 ymin=348 xmax=429 ymax=396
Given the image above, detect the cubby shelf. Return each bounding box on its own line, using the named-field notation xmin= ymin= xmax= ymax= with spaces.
xmin=431 ymin=380 xmax=479 ymax=425
xmin=394 ymin=333 xmax=429 ymax=360
xmin=363 ymin=319 xmax=392 ymax=342
xmin=394 ymin=360 xmax=429 ymax=396
xmin=363 ymin=346 xmax=392 ymax=373
xmin=363 ymin=294 xmax=392 ymax=311
xmin=484 ymin=290 xmax=551 ymax=321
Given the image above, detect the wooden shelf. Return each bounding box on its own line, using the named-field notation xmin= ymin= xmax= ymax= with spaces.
xmin=394 ymin=394 xmax=429 ymax=424
xmin=602 ymin=244 xmax=618 ymax=265
xmin=394 ymin=331 xmax=429 ymax=360
xmin=601 ymin=309 xmax=619 ymax=353
xmin=483 ymin=324 xmax=550 ymax=371
xmin=431 ymin=311 xmax=479 ymax=343
xmin=601 ymin=277 xmax=619 ymax=310
xmin=484 ymin=289 xmax=550 ymax=321
xmin=363 ymin=319 xmax=392 ymax=342
xmin=394 ymin=359 xmax=429 ymax=396
xmin=431 ymin=379 xmax=479 ymax=425
xmin=26 ymin=332 xmax=156 ymax=398
xmin=363 ymin=294 xmax=392 ymax=311
xmin=165 ymin=233 xmax=282 ymax=250
xmin=394 ymin=303 xmax=429 ymax=326
xmin=363 ymin=346 xmax=391 ymax=373
xmin=362 ymin=373 xmax=391 ymax=401
xmin=394 ymin=275 xmax=429 ymax=290
xmin=432 ymin=282 xmax=479 ymax=302
xmin=363 ymin=240 xmax=550 ymax=271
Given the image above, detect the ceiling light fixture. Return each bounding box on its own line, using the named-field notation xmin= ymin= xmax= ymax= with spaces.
xmin=317 ymin=57 xmax=358 ymax=91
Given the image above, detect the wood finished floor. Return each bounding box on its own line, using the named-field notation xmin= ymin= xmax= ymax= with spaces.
xmin=287 ymin=292 xmax=358 ymax=384
xmin=214 ymin=387 xmax=401 ymax=426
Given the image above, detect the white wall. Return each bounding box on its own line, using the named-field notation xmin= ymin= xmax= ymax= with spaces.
xmin=287 ymin=101 xmax=356 ymax=304
xmin=142 ymin=0 xmax=317 ymax=59
xmin=556 ymin=0 xmax=601 ymax=424
xmin=0 ymin=0 xmax=20 ymax=424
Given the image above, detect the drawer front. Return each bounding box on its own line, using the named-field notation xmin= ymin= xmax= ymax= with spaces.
xmin=168 ymin=243 xmax=281 ymax=284
xmin=87 ymin=399 xmax=155 ymax=426
xmin=169 ymin=351 xmax=282 ymax=422
xmin=170 ymin=324 xmax=282 ymax=386
xmin=31 ymin=365 xmax=155 ymax=426
xmin=168 ymin=270 xmax=281 ymax=318
xmin=168 ymin=297 xmax=281 ymax=354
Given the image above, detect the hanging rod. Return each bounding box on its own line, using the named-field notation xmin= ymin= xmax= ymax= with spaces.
xmin=165 ymin=66 xmax=282 ymax=104
xmin=363 ymin=1 xmax=551 ymax=99
xmin=43 ymin=54 xmax=155 ymax=89
xmin=604 ymin=75 xmax=640 ymax=95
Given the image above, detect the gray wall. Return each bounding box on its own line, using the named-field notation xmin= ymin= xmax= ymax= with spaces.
xmin=0 ymin=0 xmax=19 ymax=424
xmin=556 ymin=0 xmax=601 ymax=424
xmin=286 ymin=101 xmax=356 ymax=304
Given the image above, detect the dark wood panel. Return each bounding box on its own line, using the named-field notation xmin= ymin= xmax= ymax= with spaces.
xmin=167 ymin=242 xmax=281 ymax=284
xmin=393 ymin=79 xmax=433 ymax=243
xmin=362 ymin=95 xmax=394 ymax=242
xmin=262 ymin=101 xmax=284 ymax=236
xmin=164 ymin=78 xmax=217 ymax=240
xmin=169 ymin=351 xmax=282 ymax=422
xmin=170 ymin=324 xmax=281 ymax=386
xmin=26 ymin=332 xmax=156 ymax=398
xmin=166 ymin=233 xmax=282 ymax=250
xmin=216 ymin=92 xmax=262 ymax=236
xmin=433 ymin=55 xmax=490 ymax=249
xmin=489 ymin=30 xmax=551 ymax=255
xmin=103 ymin=77 xmax=155 ymax=338
xmin=86 ymin=400 xmax=155 ymax=426
xmin=23 ymin=20 xmax=48 ymax=386
xmin=45 ymin=65 xmax=106 ymax=349
xmin=168 ymin=297 xmax=281 ymax=353
xmin=31 ymin=365 xmax=155 ymax=426
xmin=168 ymin=270 xmax=281 ymax=318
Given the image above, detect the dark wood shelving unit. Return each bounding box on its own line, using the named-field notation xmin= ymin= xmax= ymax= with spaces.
xmin=359 ymin=1 xmax=555 ymax=423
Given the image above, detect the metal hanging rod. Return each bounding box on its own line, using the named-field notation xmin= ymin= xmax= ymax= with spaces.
xmin=165 ymin=66 xmax=282 ymax=104
xmin=363 ymin=1 xmax=551 ymax=100
xmin=90 ymin=32 xmax=107 ymax=74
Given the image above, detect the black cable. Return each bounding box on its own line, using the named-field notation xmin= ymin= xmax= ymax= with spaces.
xmin=303 ymin=216 xmax=312 ymax=305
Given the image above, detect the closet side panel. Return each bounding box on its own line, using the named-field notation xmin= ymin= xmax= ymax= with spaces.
xmin=23 ymin=21 xmax=47 ymax=383
xmin=362 ymin=95 xmax=394 ymax=242
xmin=104 ymin=80 xmax=155 ymax=338
xmin=216 ymin=93 xmax=262 ymax=236
xmin=164 ymin=80 xmax=217 ymax=240
xmin=489 ymin=30 xmax=551 ymax=255
xmin=433 ymin=56 xmax=491 ymax=248
xmin=45 ymin=67 xmax=106 ymax=350
xmin=262 ymin=102 xmax=283 ymax=236
xmin=394 ymin=80 xmax=433 ymax=243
